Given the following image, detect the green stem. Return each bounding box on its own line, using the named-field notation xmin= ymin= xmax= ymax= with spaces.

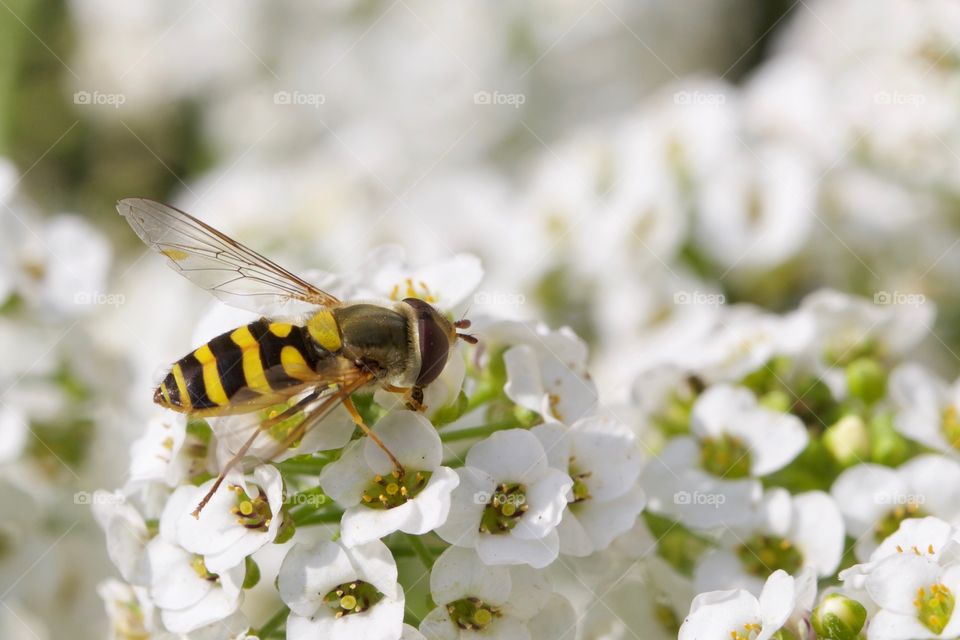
xmin=406 ymin=533 xmax=436 ymax=568
xmin=439 ymin=421 xmax=517 ymax=443
xmin=257 ymin=606 xmax=289 ymax=638
xmin=294 ymin=508 xmax=345 ymax=527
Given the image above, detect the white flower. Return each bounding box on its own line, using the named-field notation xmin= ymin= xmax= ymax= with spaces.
xmin=483 ymin=320 xmax=597 ymax=424
xmin=840 ymin=517 xmax=960 ymax=591
xmin=319 ymin=410 xmax=460 ymax=546
xmin=0 ymin=209 xmax=112 ymax=318
xmin=436 ymin=429 xmax=572 ymax=569
xmin=800 ymin=290 xmax=934 ymax=397
xmin=348 ymin=246 xmax=483 ymax=312
xmin=641 ymin=385 xmax=806 ymax=530
xmin=98 ymin=579 xmax=155 ymax=640
xmin=532 ymin=415 xmax=645 ymax=556
xmin=831 ymin=454 xmax=960 ymax=560
xmin=419 ymin=546 xmax=574 ymax=640
xmin=679 ymin=568 xmax=817 ymax=640
xmin=98 ymin=578 xmax=252 ymax=640
xmin=279 ymin=539 xmax=404 ymax=640
xmin=691 ymin=385 xmax=808 ymax=476
xmin=694 ymin=143 xmax=816 ymax=270
xmin=863 ymin=553 xmax=960 ymax=640
xmin=890 ymin=364 xmax=960 ymax=457
xmin=144 ymin=536 xmax=245 ymax=634
xmin=126 ymin=414 xmax=209 ymax=490
xmin=170 ymin=464 xmax=285 ymax=573
xmin=676 ymin=307 xmax=814 ymax=384
xmin=694 ymin=489 xmax=844 ymax=596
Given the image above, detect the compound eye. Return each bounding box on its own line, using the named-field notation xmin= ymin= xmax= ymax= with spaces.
xmin=415 ymin=314 xmax=450 ymax=386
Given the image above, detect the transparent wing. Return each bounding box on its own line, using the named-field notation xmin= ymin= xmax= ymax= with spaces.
xmin=118 ymin=197 xmax=340 ymax=314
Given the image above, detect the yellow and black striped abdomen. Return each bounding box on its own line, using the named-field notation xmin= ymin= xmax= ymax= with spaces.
xmin=155 ymin=318 xmax=335 ymax=414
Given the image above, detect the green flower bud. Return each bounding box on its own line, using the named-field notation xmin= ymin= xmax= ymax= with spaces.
xmin=824 ymin=415 xmax=870 ymax=467
xmin=812 ymin=593 xmax=867 ymax=640
xmin=870 ymin=411 xmax=911 ymax=466
xmin=759 ymin=389 xmax=792 ymax=413
xmin=274 ymin=509 xmax=296 ymax=544
xmin=846 ymin=358 xmax=887 ymax=405
xmin=243 ymin=556 xmax=261 ymax=589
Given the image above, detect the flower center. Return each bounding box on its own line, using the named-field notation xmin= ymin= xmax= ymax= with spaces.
xmin=229 ymin=484 xmax=272 ymax=530
xmin=874 ymin=502 xmax=926 ymax=542
xmin=190 ymin=555 xmax=219 ymax=582
xmin=361 ymin=470 xmax=432 ymax=509
xmin=479 ymin=483 xmax=528 ymax=534
xmin=942 ymin=406 xmax=960 ymax=450
xmin=736 ymin=534 xmax=803 ymax=577
xmin=569 ymin=457 xmax=592 ymax=503
xmin=447 ymin=597 xmax=502 ymax=631
xmin=915 ymin=583 xmax=955 ymax=634
xmin=389 ymin=278 xmax=436 ymax=303
xmin=729 ymin=621 xmax=762 ymax=640
xmin=700 ymin=434 xmax=751 ymax=478
xmin=323 ymin=580 xmax=384 ymax=618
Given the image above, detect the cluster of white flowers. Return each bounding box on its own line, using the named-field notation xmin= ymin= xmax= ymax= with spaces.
xmin=92 ymin=252 xmax=648 ymax=639
xmin=6 ymin=0 xmax=960 ymax=637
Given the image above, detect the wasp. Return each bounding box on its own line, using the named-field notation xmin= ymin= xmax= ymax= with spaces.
xmin=118 ymin=198 xmax=476 ymax=515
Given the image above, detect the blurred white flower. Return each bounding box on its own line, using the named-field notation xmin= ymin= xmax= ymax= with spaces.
xmin=642 ymin=385 xmax=806 ymax=530
xmin=800 ymin=289 xmax=934 ymax=396
xmin=437 ymin=429 xmax=572 ymax=569
xmin=0 ymin=404 xmax=28 ymax=465
xmin=694 ymin=143 xmax=816 ymax=270
xmin=320 ymin=410 xmax=459 ymax=546
xmin=832 ymin=455 xmax=960 ymax=560
xmin=891 ymin=364 xmax=960 ymax=456
xmin=694 ymin=489 xmax=844 ymax=596
xmin=279 ymin=539 xmax=404 ymax=640
xmin=532 ymin=415 xmax=644 ymax=556
xmin=0 ymin=209 xmax=111 ymax=318
xmin=92 ymin=491 xmax=150 ymax=584
xmin=679 ymin=568 xmax=816 ymax=640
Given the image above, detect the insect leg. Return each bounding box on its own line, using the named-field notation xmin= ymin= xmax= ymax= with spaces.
xmin=342 ymin=396 xmax=405 ymax=476
xmin=191 ymin=391 xmax=321 ymax=517
xmin=381 ymin=384 xmax=425 ymax=412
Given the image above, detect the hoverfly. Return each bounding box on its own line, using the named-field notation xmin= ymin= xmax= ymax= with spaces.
xmin=118 ymin=198 xmax=476 ymax=515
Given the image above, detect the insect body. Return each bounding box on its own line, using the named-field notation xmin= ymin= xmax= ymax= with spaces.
xmin=118 ymin=198 xmax=475 ymax=515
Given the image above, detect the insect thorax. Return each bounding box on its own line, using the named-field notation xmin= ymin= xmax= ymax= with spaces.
xmin=325 ymin=303 xmax=415 ymax=382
